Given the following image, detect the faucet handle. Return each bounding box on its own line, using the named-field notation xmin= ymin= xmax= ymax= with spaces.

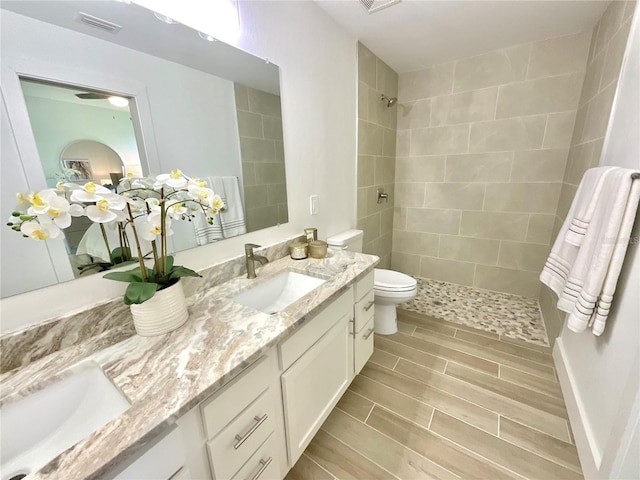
xmin=245 ymin=243 xmax=261 ymax=255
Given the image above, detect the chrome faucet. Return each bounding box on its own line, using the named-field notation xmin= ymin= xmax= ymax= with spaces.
xmin=245 ymin=243 xmax=269 ymax=279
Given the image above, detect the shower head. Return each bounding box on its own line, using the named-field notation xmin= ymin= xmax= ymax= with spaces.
xmin=381 ymin=94 xmax=397 ymax=108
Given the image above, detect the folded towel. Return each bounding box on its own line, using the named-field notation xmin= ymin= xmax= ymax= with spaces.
xmin=565 ymin=167 xmax=617 ymax=246
xmin=193 ymin=176 xmax=246 ymax=245
xmin=541 ymin=168 xmax=639 ymax=335
xmin=590 ymin=179 xmax=640 ymax=335
xmin=540 ymin=167 xmax=614 ymax=298
xmin=209 ymin=176 xmax=247 ymax=239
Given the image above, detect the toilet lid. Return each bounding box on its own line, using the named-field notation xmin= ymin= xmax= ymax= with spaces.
xmin=374 ymin=269 xmax=417 ymax=291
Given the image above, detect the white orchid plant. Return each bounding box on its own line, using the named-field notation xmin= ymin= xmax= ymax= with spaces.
xmin=7 ymin=170 xmax=225 ymax=305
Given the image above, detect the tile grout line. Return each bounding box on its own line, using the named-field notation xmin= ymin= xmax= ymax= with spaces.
xmin=317 ymin=426 xmax=402 ymax=480
xmin=300 ymin=453 xmax=338 ymax=480
xmin=409 ymin=326 xmax=556 ymax=370
xmin=332 ymin=406 xmax=460 ymax=479
xmin=363 ymin=402 xmax=376 ymax=424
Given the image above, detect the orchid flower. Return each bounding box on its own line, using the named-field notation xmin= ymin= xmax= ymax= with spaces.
xmin=20 ymin=217 xmax=62 ymax=240
xmin=85 ymin=194 xmax=127 ymax=223
xmin=70 ymin=182 xmax=111 ymax=203
xmin=156 ymin=169 xmax=187 ymax=189
xmin=138 ymin=212 xmax=173 ymax=241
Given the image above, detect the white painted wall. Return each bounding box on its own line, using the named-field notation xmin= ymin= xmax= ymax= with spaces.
xmin=0 ymin=1 xmax=357 ymax=331
xmin=554 ymin=7 xmax=640 ymax=479
xmin=22 ymin=95 xmax=139 ymax=185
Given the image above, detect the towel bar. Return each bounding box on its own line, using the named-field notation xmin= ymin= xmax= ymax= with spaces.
xmin=632 ymin=172 xmax=640 ymax=180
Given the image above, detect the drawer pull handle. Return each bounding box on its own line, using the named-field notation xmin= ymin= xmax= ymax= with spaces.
xmin=363 ymin=300 xmax=375 ymax=312
xmin=234 ymin=414 xmax=268 ymax=450
xmin=363 ymin=327 xmax=375 ymax=340
xmin=248 ymin=457 xmax=272 ymax=480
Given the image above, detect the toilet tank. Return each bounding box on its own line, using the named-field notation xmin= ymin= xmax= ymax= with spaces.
xmin=326 ymin=229 xmax=363 ymax=253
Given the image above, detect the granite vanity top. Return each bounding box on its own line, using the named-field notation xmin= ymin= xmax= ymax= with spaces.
xmin=1 ymin=249 xmax=378 ymax=480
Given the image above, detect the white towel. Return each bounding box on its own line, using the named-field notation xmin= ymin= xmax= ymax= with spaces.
xmin=590 ymin=179 xmax=640 ymax=335
xmin=541 ymin=168 xmax=640 ymax=335
xmin=209 ymin=176 xmax=247 ymax=238
xmin=565 ymin=167 xmax=617 ymax=246
xmin=540 ymin=167 xmax=614 ymax=297
xmin=193 ymin=176 xmax=246 ymax=245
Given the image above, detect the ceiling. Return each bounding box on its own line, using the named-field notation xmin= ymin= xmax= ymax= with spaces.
xmin=315 ymin=0 xmax=610 ymax=73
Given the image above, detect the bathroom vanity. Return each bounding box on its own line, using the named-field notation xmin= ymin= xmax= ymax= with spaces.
xmin=0 ymin=247 xmax=378 ymax=480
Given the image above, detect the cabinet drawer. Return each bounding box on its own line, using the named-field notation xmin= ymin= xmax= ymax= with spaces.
xmin=354 ymin=317 xmax=375 ymax=375
xmin=354 ymin=270 xmax=374 ymax=302
xmin=354 ymin=289 xmax=375 ymax=333
xmin=279 ymin=287 xmax=352 ymax=371
xmin=232 ymin=433 xmax=281 ymax=480
xmin=207 ymin=389 xmax=275 ymax=480
xmin=201 ymin=355 xmax=274 ymax=439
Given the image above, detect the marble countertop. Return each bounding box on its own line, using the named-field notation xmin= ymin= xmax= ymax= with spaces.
xmin=2 ymin=249 xmax=378 ymax=480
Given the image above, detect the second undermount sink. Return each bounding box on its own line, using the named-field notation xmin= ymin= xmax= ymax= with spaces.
xmin=0 ymin=363 xmax=130 ymax=480
xmin=234 ymin=270 xmax=326 ymax=314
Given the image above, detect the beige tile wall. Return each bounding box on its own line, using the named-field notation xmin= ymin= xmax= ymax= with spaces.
xmin=539 ymin=1 xmax=637 ymax=341
xmin=357 ymin=43 xmax=399 ymax=268
xmin=234 ymin=84 xmax=288 ymax=232
xmin=392 ymin=31 xmax=592 ymax=298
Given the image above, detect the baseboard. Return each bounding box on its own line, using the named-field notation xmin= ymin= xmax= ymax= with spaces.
xmin=553 ymin=338 xmax=601 ymax=479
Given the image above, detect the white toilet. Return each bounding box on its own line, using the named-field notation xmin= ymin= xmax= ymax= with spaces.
xmin=326 ymin=230 xmax=417 ymax=335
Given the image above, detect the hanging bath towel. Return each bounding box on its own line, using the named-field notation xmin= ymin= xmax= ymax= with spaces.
xmin=540 ymin=167 xmax=640 ymax=335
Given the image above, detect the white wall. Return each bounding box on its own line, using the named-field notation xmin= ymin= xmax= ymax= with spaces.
xmin=23 ymin=96 xmax=139 ymax=185
xmin=0 ymin=1 xmax=357 ymax=331
xmin=554 ymin=7 xmax=640 ymax=479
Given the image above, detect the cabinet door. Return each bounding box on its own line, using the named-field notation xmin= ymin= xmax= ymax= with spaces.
xmin=281 ymin=315 xmax=350 ymax=466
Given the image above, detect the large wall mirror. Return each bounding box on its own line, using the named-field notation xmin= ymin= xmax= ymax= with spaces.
xmin=0 ymin=1 xmax=289 ymax=298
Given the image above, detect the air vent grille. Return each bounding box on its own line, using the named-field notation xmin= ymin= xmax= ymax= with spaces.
xmin=77 ymin=12 xmax=123 ymax=33
xmin=359 ymin=0 xmax=401 ymax=14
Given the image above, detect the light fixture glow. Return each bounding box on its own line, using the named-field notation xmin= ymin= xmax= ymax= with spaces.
xmin=198 ymin=31 xmax=216 ymax=42
xmin=108 ymin=96 xmax=129 ymax=107
xmin=153 ymin=12 xmax=177 ymax=24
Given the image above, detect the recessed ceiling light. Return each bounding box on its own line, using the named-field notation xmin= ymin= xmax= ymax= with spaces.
xmin=198 ymin=31 xmax=216 ymax=42
xmin=108 ymin=96 xmax=129 ymax=107
xmin=153 ymin=12 xmax=177 ymax=24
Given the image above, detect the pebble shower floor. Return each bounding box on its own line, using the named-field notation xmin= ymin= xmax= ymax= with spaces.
xmin=400 ymin=277 xmax=549 ymax=346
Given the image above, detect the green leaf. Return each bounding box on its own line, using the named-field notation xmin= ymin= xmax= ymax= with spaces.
xmin=111 ymin=247 xmax=133 ymax=263
xmin=163 ymin=255 xmax=174 ymax=273
xmin=169 ymin=265 xmax=201 ymax=280
xmin=104 ymin=267 xmax=145 ymax=283
xmin=124 ymin=282 xmax=159 ymax=305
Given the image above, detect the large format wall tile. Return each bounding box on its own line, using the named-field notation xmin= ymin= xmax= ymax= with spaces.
xmin=469 ymin=116 xmax=547 ymax=152
xmin=445 ymin=152 xmax=513 ymax=182
xmin=393 ymin=30 xmax=594 ymax=298
xmin=496 ymin=73 xmax=583 ymax=118
xmin=399 ymin=62 xmax=453 ymax=101
xmin=453 ymin=44 xmax=530 ymax=92
xmin=357 ymin=43 xmax=398 ymax=268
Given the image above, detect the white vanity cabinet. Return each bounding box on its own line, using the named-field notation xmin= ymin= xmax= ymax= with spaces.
xmin=352 ymin=271 xmax=375 ymax=375
xmin=198 ymin=351 xmax=287 ymax=480
xmin=279 ymin=288 xmax=353 ymax=467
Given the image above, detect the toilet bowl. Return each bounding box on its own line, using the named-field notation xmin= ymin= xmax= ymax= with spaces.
xmin=326 ymin=229 xmax=418 ymax=335
xmin=373 ymin=269 xmax=417 ymax=335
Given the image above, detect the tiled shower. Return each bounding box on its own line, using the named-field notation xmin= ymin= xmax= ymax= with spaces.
xmin=356 ymin=0 xmax=635 ymax=344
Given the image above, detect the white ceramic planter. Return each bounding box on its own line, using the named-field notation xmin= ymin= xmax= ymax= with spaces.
xmin=130 ymin=280 xmax=189 ymax=336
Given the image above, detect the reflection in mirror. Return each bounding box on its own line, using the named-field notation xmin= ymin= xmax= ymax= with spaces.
xmin=1 ymin=1 xmax=290 ymax=297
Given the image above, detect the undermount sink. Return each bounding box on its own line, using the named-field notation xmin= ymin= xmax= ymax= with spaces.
xmin=234 ymin=270 xmax=326 ymax=314
xmin=0 ymin=363 xmax=130 ymax=480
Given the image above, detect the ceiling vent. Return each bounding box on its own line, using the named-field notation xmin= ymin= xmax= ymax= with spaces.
xmin=359 ymin=0 xmax=401 ymax=14
xmin=76 ymin=12 xmax=123 ymax=33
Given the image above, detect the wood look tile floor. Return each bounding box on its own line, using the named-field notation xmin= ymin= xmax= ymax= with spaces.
xmin=286 ymin=309 xmax=582 ymax=480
